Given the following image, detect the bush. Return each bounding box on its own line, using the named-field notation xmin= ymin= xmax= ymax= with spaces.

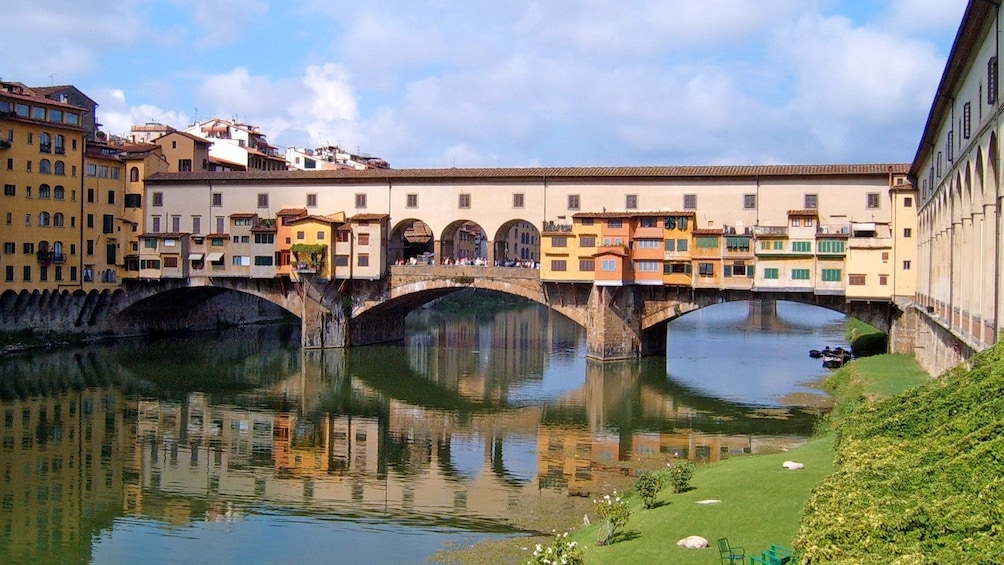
xmin=526 ymin=532 xmax=584 ymax=565
xmin=594 ymin=491 xmax=631 ymax=546
xmin=667 ymin=461 xmax=695 ymax=493
xmin=635 ymin=470 xmax=668 ymax=509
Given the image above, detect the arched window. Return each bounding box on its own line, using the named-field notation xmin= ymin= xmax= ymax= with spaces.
xmin=39 ymin=132 xmax=51 ymax=153
xmin=39 ymin=184 xmax=51 ymax=199
xmin=53 ymin=185 xmax=64 ymax=200
xmin=53 ymin=213 xmax=65 ymax=227
xmin=54 ymin=134 xmax=65 ymax=154
xmin=39 ymin=159 xmax=51 ymax=174
xmin=52 ymin=241 xmax=64 ymax=260
xmin=38 ymin=211 xmax=51 ymax=226
xmin=130 ymin=167 xmax=140 ymax=182
xmin=38 ymin=240 xmax=50 ymax=254
xmin=54 ymin=161 xmax=65 ymax=175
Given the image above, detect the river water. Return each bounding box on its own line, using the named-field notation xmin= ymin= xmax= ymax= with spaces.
xmin=0 ymin=298 xmax=847 ymax=565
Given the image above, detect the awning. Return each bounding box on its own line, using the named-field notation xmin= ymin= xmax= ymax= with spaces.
xmin=188 ymin=253 xmax=204 ymax=261
xmin=207 ymin=252 xmax=224 ymax=262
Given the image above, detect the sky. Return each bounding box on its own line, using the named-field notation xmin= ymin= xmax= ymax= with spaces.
xmin=1 ymin=0 xmax=969 ymax=169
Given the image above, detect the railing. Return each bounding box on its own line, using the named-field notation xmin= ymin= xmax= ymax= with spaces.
xmin=542 ymin=221 xmax=573 ymax=233
xmin=752 ymin=225 xmax=788 ymax=236
xmin=817 ymin=224 xmax=850 ymax=235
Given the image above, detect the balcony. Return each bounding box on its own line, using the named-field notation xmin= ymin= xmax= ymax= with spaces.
xmin=753 ymin=225 xmax=788 ymax=236
xmin=542 ymin=221 xmax=572 ymax=233
xmin=36 ymin=251 xmax=66 ymax=265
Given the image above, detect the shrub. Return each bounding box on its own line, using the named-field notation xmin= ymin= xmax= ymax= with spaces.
xmin=594 ymin=491 xmax=631 ymax=546
xmin=526 ymin=532 xmax=584 ymax=565
xmin=667 ymin=460 xmax=695 ymax=493
xmin=635 ymin=469 xmax=668 ymax=509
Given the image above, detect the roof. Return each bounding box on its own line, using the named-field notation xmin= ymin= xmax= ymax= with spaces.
xmin=277 ymin=207 xmax=308 ymax=216
xmin=139 ymin=232 xmax=189 ymax=239
xmin=155 ymin=130 xmax=212 ymax=146
xmin=146 ymin=163 xmax=910 ymax=185
xmin=229 ymin=212 xmax=258 ymax=218
xmin=287 ymin=214 xmax=342 ymax=225
xmin=787 ymin=209 xmax=819 ymax=216
xmin=350 ymin=213 xmax=389 ymax=222
xmin=692 ymin=228 xmax=724 ymax=235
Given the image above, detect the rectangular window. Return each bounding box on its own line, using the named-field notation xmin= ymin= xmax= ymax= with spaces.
xmin=792 ymin=241 xmax=811 ymax=252
xmin=125 ymin=193 xmax=142 ymax=208
xmin=513 ymin=193 xmax=525 ymax=208
xmin=3 ymin=242 xmax=13 ymax=254
xmin=179 ymin=159 xmax=193 ymax=172
xmin=580 ymin=236 xmax=596 ymax=247
xmin=804 ymin=194 xmax=818 ymax=209
xmin=103 ymin=214 xmax=114 ymax=234
xmin=849 ymin=274 xmax=866 ymax=285
xmin=192 ymin=216 xmax=201 ymax=234
xmin=317 ymin=231 xmax=326 ymax=240
xmin=212 ymin=193 xmax=222 ymax=207
xmin=357 ymin=254 xmax=369 ymax=267
xmin=144 ymin=238 xmax=157 ymax=249
xmin=696 ymin=237 xmax=718 ymax=249
xmin=879 ymin=274 xmax=888 ymax=286
xmin=989 ymin=56 xmax=998 ymax=105
xmin=355 ymin=193 xmax=367 ymax=208
xmin=567 ymin=194 xmax=580 ymax=210
xmin=3 ymin=184 xmax=13 ymax=196
xmin=306 ymin=194 xmax=317 ymax=207
xmin=664 ymin=239 xmax=675 ymax=252
xmin=607 ymin=219 xmax=622 ymax=229
xmin=683 ymin=194 xmax=697 ymax=210
xmin=336 ymin=230 xmax=348 ymax=242
xmin=579 ymin=259 xmax=595 ymax=271
xmin=552 ymin=236 xmax=567 ymax=247
xmin=216 ymin=216 xmax=225 ymax=233
xmin=963 ymin=101 xmax=972 ymax=139
xmin=677 ymin=239 xmax=688 ymax=252
xmin=600 ymin=259 xmax=616 ymax=272
xmin=742 ymin=193 xmax=757 ymax=209
xmin=637 ymin=260 xmax=660 ymax=272
xmin=257 ymin=193 xmax=269 ymax=208
xmin=866 ymin=193 xmax=880 ymax=209
xmin=254 ymin=233 xmax=275 ymax=244
xmin=163 ymin=256 xmax=179 ymax=269
xmin=791 ymin=269 xmax=810 ymax=280
xmin=725 ymin=237 xmax=750 ymax=252
xmin=334 ymin=256 xmax=349 ymax=267
xmin=551 ymin=260 xmax=567 ymax=272
xmin=151 ymin=216 xmax=161 ymax=232
xmin=817 ymin=240 xmax=845 ymax=253
xmin=903 ymin=260 xmax=912 ymax=270
xmin=636 ymin=239 xmax=661 ymax=249
xmin=904 ymin=197 xmax=913 ymax=207
xmin=821 ymin=268 xmax=842 ymax=282
xmin=358 ymin=233 xmax=370 ymax=246
xmin=640 ymin=217 xmax=658 ymax=228
xmin=625 ymin=194 xmax=638 ymax=209
xmin=254 ymin=256 xmax=274 ymax=266
xmin=903 ymin=228 xmax=912 ymax=238
xmin=764 ymin=268 xmax=779 ymax=280
xmin=946 ymin=131 xmax=954 ymax=162
xmin=4 ymin=266 xmax=12 ymax=282
xmin=405 ymin=193 xmax=418 ymax=208
xmin=698 ymin=262 xmax=714 ymax=277
xmin=458 ymin=193 xmax=471 ymax=209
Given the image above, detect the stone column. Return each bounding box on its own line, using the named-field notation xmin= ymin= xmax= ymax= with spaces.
xmin=585 ymin=285 xmax=664 ymax=360
xmin=301 ymin=282 xmax=347 ymax=349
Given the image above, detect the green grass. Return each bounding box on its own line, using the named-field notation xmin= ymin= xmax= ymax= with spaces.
xmin=569 ymin=436 xmax=835 ymax=564
xmin=850 ymin=354 xmax=929 ymax=399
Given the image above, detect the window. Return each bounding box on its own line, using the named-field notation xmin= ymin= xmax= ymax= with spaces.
xmin=40 ymin=132 xmax=51 ymax=153
xmin=552 ymin=236 xmax=567 ymax=247
xmin=513 ymin=193 xmax=524 ymax=208
xmin=170 ymin=215 xmax=180 ymax=232
xmin=817 ymin=240 xmax=845 ymax=253
xmin=107 ymin=190 xmax=115 ymax=205
xmin=163 ymin=256 xmax=179 ymax=269
xmin=124 ymin=193 xmax=141 ymax=208
xmin=792 ymin=241 xmax=811 ymax=252
xmin=989 ymin=56 xmax=998 ymax=105
xmin=764 ymin=268 xmax=779 ymax=280
xmin=580 ymin=236 xmax=595 ymax=247
xmin=317 ymin=231 xmax=326 ymax=240
xmin=664 ymin=239 xmax=675 ymax=251
xmin=254 ymin=233 xmax=275 ymax=244
xmin=600 ymin=259 xmax=616 ymax=271
xmin=130 ymin=167 xmax=139 ymax=182
xmin=334 ymin=256 xmax=349 ymax=267
xmin=866 ymin=193 xmax=880 ymax=209
xmin=23 ymin=242 xmax=35 ymax=254
xmin=698 ymin=262 xmax=714 ymax=277
xmin=903 ymin=228 xmax=912 ymax=238
xmin=637 ymin=239 xmax=660 ymax=249
xmin=743 ymin=194 xmax=756 ymax=209
xmin=296 ymin=230 xmax=305 ymax=240
xmin=358 ymin=254 xmax=370 ymax=267
xmin=607 ymin=219 xmax=622 ymax=229
xmin=639 ymin=217 xmax=658 ymax=228
xmin=792 ymin=269 xmax=810 ymax=280
xmin=725 ymin=237 xmax=750 ymax=252
xmin=821 ymin=268 xmax=842 ymax=282
xmin=458 ymin=193 xmax=471 ymax=209
xmin=804 ymin=194 xmax=818 ymax=209
xmin=152 ymin=192 xmax=164 ymax=207
xmin=903 ymin=260 xmax=912 ymax=270
xmin=579 ymin=259 xmax=595 ymax=271
xmin=257 ymin=193 xmax=269 ymax=208
xmin=144 ymin=238 xmax=157 ymax=249
xmin=103 ymin=215 xmax=114 ymax=234
xmin=879 ymin=274 xmax=888 ymax=286
xmin=683 ymin=194 xmax=697 ymax=210
xmin=23 ymin=266 xmax=31 ymax=282
xmin=551 ymin=259 xmax=567 ymax=271
xmin=963 ymin=101 xmax=972 ymax=139
xmin=3 ymin=184 xmax=13 ymax=196
xmin=4 ymin=266 xmax=11 ymax=282
xmin=848 ymin=274 xmax=866 ymax=285
xmin=625 ymin=194 xmax=638 ymax=209
xmin=355 ymin=193 xmax=367 ymax=208
xmin=212 ymin=193 xmax=222 ymax=207
xmin=303 ymin=193 xmax=317 ymax=208
xmin=696 ymin=236 xmax=718 ymax=249
xmin=637 ymin=260 xmax=660 ymax=272
xmin=358 ymin=233 xmax=370 ymax=246
xmin=178 ymin=159 xmax=192 ymax=172
xmin=53 ymin=161 xmax=64 ymax=175
xmin=567 ymin=194 xmax=580 ymax=210
xmin=254 ymin=256 xmax=274 ymax=266
xmin=406 ymin=194 xmax=418 ymax=208
xmin=40 ymin=159 xmax=51 ymax=174
xmin=3 ymin=242 xmax=12 ymax=254
xmin=39 ymin=212 xmax=51 ymax=226
xmin=677 ymin=239 xmax=688 ymax=251
xmin=151 ymin=216 xmax=161 ymax=232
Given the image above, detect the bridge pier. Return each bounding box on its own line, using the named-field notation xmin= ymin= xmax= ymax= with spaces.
xmin=301 ymin=288 xmax=348 ymax=349
xmin=585 ymin=286 xmax=666 ymax=360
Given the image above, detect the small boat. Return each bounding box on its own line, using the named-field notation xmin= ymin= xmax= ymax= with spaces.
xmin=821 ymin=356 xmax=844 ymax=369
xmin=809 ymin=349 xmax=822 ymax=358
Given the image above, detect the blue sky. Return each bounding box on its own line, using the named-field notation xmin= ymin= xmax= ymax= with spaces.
xmin=2 ymin=0 xmax=968 ymax=168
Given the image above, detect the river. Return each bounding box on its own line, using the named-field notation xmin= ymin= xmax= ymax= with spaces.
xmin=0 ymin=297 xmax=847 ymax=564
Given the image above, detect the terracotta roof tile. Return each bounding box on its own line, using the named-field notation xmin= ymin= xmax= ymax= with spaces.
xmin=787 ymin=209 xmax=819 ymax=216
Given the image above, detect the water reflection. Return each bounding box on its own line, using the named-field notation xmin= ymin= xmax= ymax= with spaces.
xmin=0 ymin=300 xmax=842 ymax=564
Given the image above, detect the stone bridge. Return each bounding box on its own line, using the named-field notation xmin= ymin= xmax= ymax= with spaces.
xmin=2 ymin=268 xmax=907 ymax=360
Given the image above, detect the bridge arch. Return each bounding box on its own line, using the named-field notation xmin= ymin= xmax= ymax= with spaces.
xmin=388 ymin=218 xmax=435 ymax=264
xmin=491 ymin=218 xmax=541 ymax=265
xmin=439 ymin=219 xmax=487 ymax=263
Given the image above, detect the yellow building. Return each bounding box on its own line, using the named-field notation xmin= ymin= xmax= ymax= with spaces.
xmin=83 ymin=141 xmax=128 ymax=288
xmin=1 ymin=81 xmax=90 ymax=291
xmin=663 ymin=212 xmax=695 ymax=286
xmin=288 ymin=213 xmax=345 ymax=281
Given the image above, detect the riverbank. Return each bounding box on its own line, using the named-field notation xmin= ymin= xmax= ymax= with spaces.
xmin=434 ymin=352 xmax=930 ymax=564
